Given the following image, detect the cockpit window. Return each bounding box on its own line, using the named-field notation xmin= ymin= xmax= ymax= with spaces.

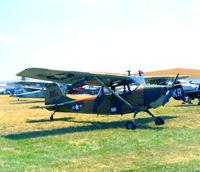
xmin=129 ymin=84 xmax=138 ymax=91
xmin=99 ymin=83 xmax=138 ymax=96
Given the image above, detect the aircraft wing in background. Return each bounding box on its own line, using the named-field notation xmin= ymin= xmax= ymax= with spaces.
xmin=143 ymin=76 xmax=182 ymax=84
xmin=138 ymin=70 xmax=188 ymax=84
xmin=17 ymin=80 xmax=54 ymax=88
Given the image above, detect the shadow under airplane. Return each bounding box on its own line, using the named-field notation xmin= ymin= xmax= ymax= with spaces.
xmin=26 ymin=117 xmax=74 ymax=123
xmin=3 ymin=116 xmax=177 ymax=140
xmin=169 ymin=104 xmax=199 ymax=108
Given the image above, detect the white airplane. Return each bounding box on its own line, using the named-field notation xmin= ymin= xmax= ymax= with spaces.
xmin=170 ymin=80 xmax=200 ymax=105
xmin=0 ymin=88 xmax=11 ymax=95
xmin=11 ymin=85 xmax=46 ymax=100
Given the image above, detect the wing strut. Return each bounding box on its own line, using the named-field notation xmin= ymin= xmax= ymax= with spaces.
xmin=94 ymin=77 xmax=134 ymax=110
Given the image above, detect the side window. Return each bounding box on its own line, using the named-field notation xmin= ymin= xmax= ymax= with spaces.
xmin=115 ymin=84 xmax=137 ymax=94
xmin=129 ymin=84 xmax=137 ymax=91
xmin=98 ymin=83 xmax=137 ymax=96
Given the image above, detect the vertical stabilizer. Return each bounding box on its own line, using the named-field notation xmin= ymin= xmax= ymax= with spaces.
xmin=13 ymin=85 xmax=26 ymax=96
xmin=45 ymin=84 xmax=75 ymax=105
xmin=138 ymin=70 xmax=145 ymax=76
xmin=172 ymin=81 xmax=185 ymax=100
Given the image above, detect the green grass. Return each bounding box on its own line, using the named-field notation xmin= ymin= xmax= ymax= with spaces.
xmin=0 ymin=95 xmax=200 ymax=171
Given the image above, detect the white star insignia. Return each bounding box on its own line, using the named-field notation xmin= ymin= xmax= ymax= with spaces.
xmin=72 ymin=104 xmax=82 ymax=111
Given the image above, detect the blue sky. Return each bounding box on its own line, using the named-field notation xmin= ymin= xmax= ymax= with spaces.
xmin=0 ymin=0 xmax=200 ymax=81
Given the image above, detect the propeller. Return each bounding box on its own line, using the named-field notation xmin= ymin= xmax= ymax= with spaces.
xmin=162 ymin=73 xmax=179 ymax=107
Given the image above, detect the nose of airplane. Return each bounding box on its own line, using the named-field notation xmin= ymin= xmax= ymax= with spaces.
xmin=143 ymin=85 xmax=169 ymax=108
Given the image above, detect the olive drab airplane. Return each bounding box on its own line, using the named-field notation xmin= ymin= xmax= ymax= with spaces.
xmin=17 ymin=68 xmax=180 ymax=129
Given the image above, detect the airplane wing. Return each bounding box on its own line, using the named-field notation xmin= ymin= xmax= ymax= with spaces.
xmin=17 ymin=68 xmax=130 ymax=87
xmin=17 ymin=81 xmax=54 ymax=87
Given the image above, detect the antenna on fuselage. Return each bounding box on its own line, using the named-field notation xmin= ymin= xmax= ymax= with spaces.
xmin=127 ymin=70 xmax=131 ymax=76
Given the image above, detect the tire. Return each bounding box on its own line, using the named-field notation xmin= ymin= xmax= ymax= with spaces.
xmin=155 ymin=117 xmax=165 ymax=125
xmin=126 ymin=120 xmax=137 ymax=129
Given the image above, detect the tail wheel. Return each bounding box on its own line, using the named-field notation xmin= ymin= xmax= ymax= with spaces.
xmin=126 ymin=120 xmax=137 ymax=130
xmin=155 ymin=117 xmax=165 ymax=125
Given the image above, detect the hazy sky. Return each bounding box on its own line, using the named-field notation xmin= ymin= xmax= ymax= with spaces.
xmin=0 ymin=0 xmax=200 ymax=80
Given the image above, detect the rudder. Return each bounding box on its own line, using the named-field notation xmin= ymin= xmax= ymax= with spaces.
xmin=172 ymin=81 xmax=185 ymax=100
xmin=45 ymin=84 xmax=74 ymax=105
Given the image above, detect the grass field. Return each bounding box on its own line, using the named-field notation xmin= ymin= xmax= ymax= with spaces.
xmin=0 ymin=95 xmax=200 ymax=171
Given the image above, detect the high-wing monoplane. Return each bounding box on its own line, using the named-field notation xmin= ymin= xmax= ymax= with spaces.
xmin=17 ymin=68 xmax=180 ymax=129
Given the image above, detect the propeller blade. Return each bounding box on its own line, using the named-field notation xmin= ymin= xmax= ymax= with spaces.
xmin=162 ymin=73 xmax=179 ymax=106
xmin=162 ymin=89 xmax=172 ymax=106
xmin=172 ymin=73 xmax=179 ymax=86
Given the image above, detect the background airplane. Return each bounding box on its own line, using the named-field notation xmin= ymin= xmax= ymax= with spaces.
xmin=171 ymin=80 xmax=200 ymax=105
xmin=11 ymin=85 xmax=46 ymax=99
xmin=17 ymin=67 xmax=180 ymax=129
xmin=0 ymin=81 xmax=19 ymax=95
xmin=0 ymin=88 xmax=11 ymax=95
xmin=138 ymin=70 xmax=200 ymax=105
xmin=0 ymin=77 xmax=31 ymax=95
xmin=11 ymin=80 xmax=71 ymax=100
xmin=67 ymin=85 xmax=100 ymax=95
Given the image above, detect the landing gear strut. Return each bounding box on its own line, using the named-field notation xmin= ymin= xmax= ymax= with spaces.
xmin=126 ymin=111 xmax=138 ymax=130
xmin=146 ymin=110 xmax=164 ymax=125
xmin=125 ymin=110 xmax=165 ymax=130
xmin=50 ymin=111 xmax=56 ymax=120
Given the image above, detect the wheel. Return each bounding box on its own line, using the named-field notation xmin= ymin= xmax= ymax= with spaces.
xmin=155 ymin=117 xmax=165 ymax=125
xmin=126 ymin=120 xmax=137 ymax=129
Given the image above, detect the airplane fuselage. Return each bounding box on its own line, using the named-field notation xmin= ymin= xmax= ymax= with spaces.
xmin=47 ymin=85 xmax=168 ymax=115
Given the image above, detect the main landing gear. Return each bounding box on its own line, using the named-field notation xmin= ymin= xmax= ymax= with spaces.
xmin=126 ymin=110 xmax=165 ymax=130
xmin=50 ymin=111 xmax=56 ymax=120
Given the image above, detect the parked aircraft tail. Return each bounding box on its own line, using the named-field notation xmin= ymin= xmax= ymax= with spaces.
xmin=45 ymin=84 xmax=75 ymax=105
xmin=138 ymin=70 xmax=145 ymax=76
xmin=172 ymin=81 xmax=185 ymax=100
